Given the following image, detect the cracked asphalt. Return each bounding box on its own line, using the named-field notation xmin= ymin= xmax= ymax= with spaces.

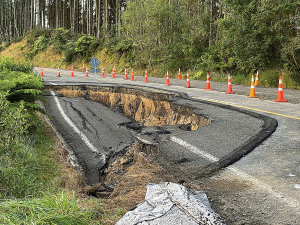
xmin=43 ymin=91 xmax=135 ymax=184
xmin=39 ymin=67 xmax=300 ymax=224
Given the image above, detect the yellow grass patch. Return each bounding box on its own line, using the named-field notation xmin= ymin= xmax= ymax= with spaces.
xmin=1 ymin=39 xmax=29 ymax=63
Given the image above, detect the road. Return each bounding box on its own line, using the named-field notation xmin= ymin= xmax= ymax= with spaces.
xmin=40 ymin=67 xmax=300 ymax=224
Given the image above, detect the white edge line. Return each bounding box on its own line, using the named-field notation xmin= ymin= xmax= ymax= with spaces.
xmin=170 ymin=136 xmax=219 ymax=163
xmin=50 ymin=91 xmax=99 ymax=153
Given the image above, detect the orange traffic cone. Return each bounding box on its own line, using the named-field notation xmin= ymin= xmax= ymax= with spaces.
xmin=274 ymin=76 xmax=287 ymax=102
xmin=124 ymin=68 xmax=128 ymax=79
xmin=130 ymin=68 xmax=135 ymax=81
xmin=85 ymin=67 xmax=89 ymax=77
xmin=186 ymin=72 xmax=191 ymax=88
xmin=204 ymin=72 xmax=212 ymax=90
xmin=165 ymin=71 xmax=171 ymax=86
xmin=225 ymin=73 xmax=235 ymax=94
xmin=70 ymin=64 xmax=75 ymax=77
xmin=82 ymin=64 xmax=85 ymax=72
xmin=178 ymin=68 xmax=181 ymax=79
xmin=102 ymin=67 xmax=105 ymax=77
xmin=57 ymin=67 xmax=61 ymax=77
xmin=145 ymin=69 xmax=149 ymax=83
xmin=255 ymin=70 xmax=259 ymax=86
xmin=41 ymin=68 xmax=44 ymax=77
xmin=112 ymin=66 xmax=116 ymax=78
xmin=248 ymin=75 xmax=258 ymax=98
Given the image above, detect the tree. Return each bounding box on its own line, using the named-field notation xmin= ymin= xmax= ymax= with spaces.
xmin=121 ymin=0 xmax=212 ymax=71
xmin=209 ymin=0 xmax=297 ymax=74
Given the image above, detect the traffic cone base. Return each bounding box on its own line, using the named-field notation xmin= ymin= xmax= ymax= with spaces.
xmin=274 ymin=98 xmax=287 ymax=102
xmin=204 ymin=84 xmax=212 ymax=90
xmin=225 ymin=90 xmax=235 ymax=94
xmin=248 ymin=90 xmax=258 ymax=98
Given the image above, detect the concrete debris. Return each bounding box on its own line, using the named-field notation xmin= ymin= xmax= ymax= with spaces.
xmin=116 ymin=182 xmax=225 ymax=225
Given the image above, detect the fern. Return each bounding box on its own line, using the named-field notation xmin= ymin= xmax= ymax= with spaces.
xmin=0 ymin=57 xmax=44 ymax=113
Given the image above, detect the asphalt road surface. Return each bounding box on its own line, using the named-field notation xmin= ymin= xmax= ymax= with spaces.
xmin=39 ymin=67 xmax=300 ymax=224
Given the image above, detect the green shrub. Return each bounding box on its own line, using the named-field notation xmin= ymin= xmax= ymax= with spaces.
xmin=0 ymin=56 xmax=33 ymax=73
xmin=0 ymin=72 xmax=44 ymax=112
xmin=26 ymin=36 xmax=50 ymax=59
xmin=258 ymin=70 xmax=280 ymax=87
xmin=0 ymin=92 xmax=59 ymax=198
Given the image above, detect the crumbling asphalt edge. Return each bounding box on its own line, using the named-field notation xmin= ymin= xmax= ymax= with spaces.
xmin=44 ymin=82 xmax=278 ymax=180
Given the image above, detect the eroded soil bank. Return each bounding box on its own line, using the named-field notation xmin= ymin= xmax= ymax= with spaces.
xmin=45 ymin=85 xmax=211 ymax=130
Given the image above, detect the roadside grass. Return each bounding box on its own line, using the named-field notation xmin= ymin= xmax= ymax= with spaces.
xmin=0 ymin=108 xmax=125 ymax=225
xmin=0 ymin=192 xmax=95 ymax=225
xmin=0 ymin=56 xmax=126 ymax=224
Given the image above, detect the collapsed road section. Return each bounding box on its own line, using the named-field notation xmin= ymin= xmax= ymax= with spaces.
xmin=43 ymin=84 xmax=277 ymax=186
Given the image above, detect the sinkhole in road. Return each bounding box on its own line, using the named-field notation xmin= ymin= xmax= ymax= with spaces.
xmin=45 ymin=85 xmax=211 ymax=131
xmin=44 ymin=84 xmax=212 ymax=200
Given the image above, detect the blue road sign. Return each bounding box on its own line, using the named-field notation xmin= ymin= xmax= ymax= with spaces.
xmin=89 ymin=57 xmax=101 ymax=68
xmin=89 ymin=57 xmax=101 ymax=77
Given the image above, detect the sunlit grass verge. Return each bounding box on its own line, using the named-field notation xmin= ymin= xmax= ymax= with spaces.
xmin=0 ymin=192 xmax=102 ymax=225
xmin=0 ymin=56 xmax=126 ymax=224
xmin=0 ymin=96 xmax=59 ymax=198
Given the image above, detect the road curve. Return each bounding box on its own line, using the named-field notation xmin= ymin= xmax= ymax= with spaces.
xmin=39 ymin=67 xmax=300 ymax=224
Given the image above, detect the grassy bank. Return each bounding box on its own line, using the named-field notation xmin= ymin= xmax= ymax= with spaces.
xmin=0 ymin=56 xmax=125 ymax=224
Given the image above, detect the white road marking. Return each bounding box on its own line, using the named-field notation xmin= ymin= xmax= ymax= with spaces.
xmin=49 ymin=82 xmax=58 ymax=85
xmin=171 ymin=136 xmax=300 ymax=210
xmin=171 ymin=136 xmax=219 ymax=162
xmin=50 ymin=91 xmax=99 ymax=153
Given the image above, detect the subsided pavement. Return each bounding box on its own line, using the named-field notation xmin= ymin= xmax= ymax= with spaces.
xmin=39 ymin=67 xmax=300 ymax=224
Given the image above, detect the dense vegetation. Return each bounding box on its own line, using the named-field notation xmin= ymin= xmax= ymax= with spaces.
xmin=1 ymin=0 xmax=300 ymax=87
xmin=0 ymin=56 xmax=122 ymax=224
